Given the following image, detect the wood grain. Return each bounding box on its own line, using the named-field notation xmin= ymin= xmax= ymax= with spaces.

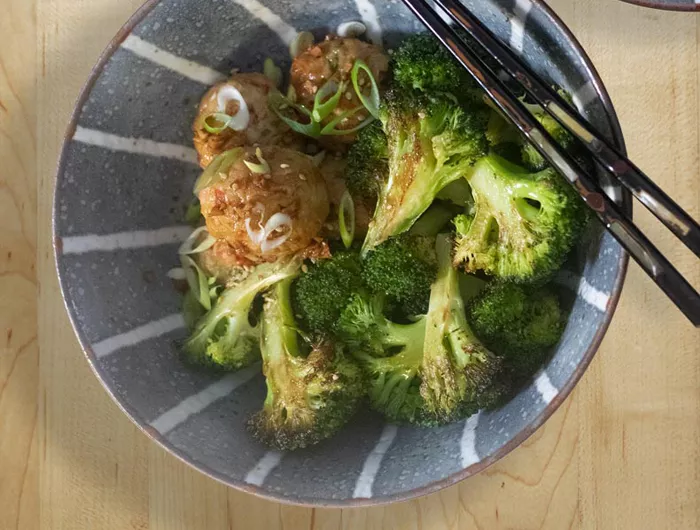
xmin=0 ymin=0 xmax=696 ymax=528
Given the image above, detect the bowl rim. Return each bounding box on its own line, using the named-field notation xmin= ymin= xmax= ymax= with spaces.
xmin=52 ymin=0 xmax=631 ymax=508
xmin=619 ymin=0 xmax=699 ymax=11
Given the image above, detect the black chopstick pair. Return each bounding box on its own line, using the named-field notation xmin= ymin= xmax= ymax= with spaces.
xmin=401 ymin=0 xmax=700 ymax=326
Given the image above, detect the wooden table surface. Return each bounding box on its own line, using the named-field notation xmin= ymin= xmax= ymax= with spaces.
xmin=1 ymin=0 xmax=699 ymax=528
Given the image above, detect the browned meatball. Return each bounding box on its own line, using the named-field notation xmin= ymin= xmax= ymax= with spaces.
xmin=290 ymin=38 xmax=389 ymax=149
xmin=193 ymin=73 xmax=302 ymax=168
xmin=196 ymin=240 xmax=252 ymax=284
xmin=318 ymin=154 xmax=372 ymax=237
xmin=198 ymin=146 xmax=330 ymax=264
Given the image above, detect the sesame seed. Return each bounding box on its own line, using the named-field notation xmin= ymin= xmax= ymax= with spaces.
xmin=280 ymin=163 xmax=290 ymax=169
xmin=345 ymin=91 xmax=353 ymax=100
xmin=299 ymin=174 xmax=307 ymax=181
xmin=301 ymin=264 xmax=309 ymax=273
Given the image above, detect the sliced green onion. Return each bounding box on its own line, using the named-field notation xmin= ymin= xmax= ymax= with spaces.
xmin=179 ymin=226 xmax=216 ymax=255
xmin=351 ymin=59 xmax=381 ymax=119
xmin=194 ymin=148 xmax=243 ymax=194
xmin=312 ymin=81 xmax=345 ymax=123
xmin=339 ymin=190 xmax=356 ymax=249
xmin=263 ymin=57 xmax=283 ymax=88
xmin=185 ymin=198 xmax=202 ymax=226
xmin=183 ymin=289 xmax=206 ymax=331
xmin=269 ymin=90 xmax=321 ymax=138
xmin=289 ymin=31 xmax=315 ymax=59
xmin=244 ymin=147 xmax=271 ymax=174
xmin=202 ymin=112 xmax=236 ymax=134
xmin=320 ymin=106 xmax=375 ymax=136
xmin=182 ymin=255 xmax=213 ymax=310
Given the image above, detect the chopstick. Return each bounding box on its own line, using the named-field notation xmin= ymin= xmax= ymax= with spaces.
xmin=400 ymin=0 xmax=700 ymax=326
xmin=434 ymin=0 xmax=700 ymax=259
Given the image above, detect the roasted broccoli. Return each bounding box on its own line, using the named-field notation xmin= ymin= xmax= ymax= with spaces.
xmin=338 ymin=292 xmax=427 ymax=424
xmin=391 ymin=33 xmax=482 ymax=106
xmin=345 ymin=120 xmax=389 ymax=201
xmin=248 ymin=278 xmax=364 ymax=450
xmin=361 ymin=235 xmax=437 ymax=316
xmin=487 ymin=92 xmax=575 ymax=172
xmin=453 ymin=153 xmax=587 ymax=282
xmin=421 ymin=235 xmax=507 ymax=422
xmin=339 ymin=235 xmax=507 ymax=426
xmin=292 ymin=251 xmax=364 ymax=335
xmin=469 ymin=282 xmax=564 ymax=379
xmin=361 ymin=88 xmax=489 ymax=251
xmin=183 ymin=258 xmax=301 ymax=370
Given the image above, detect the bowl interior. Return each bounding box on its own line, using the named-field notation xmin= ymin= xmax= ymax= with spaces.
xmin=55 ymin=0 xmax=627 ymax=506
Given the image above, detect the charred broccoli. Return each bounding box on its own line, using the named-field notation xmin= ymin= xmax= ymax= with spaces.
xmin=248 ymin=278 xmax=364 ymax=450
xmin=362 ymin=235 xmax=437 ymax=316
xmin=338 ymin=292 xmax=427 ymax=424
xmin=183 ymin=258 xmax=301 ymax=370
xmin=469 ymin=282 xmax=564 ymax=379
xmin=339 ymin=236 xmax=507 ymax=426
xmin=487 ymin=92 xmax=575 ymax=172
xmin=453 ymin=153 xmax=587 ymax=282
xmin=345 ymin=120 xmax=389 ymax=201
xmin=421 ymin=235 xmax=507 ymax=422
xmin=391 ymin=33 xmax=483 ymax=106
xmin=361 ymin=88 xmax=489 ymax=251
xmin=292 ymin=251 xmax=364 ymax=335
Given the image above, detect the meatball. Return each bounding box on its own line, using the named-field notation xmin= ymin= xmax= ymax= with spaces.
xmin=193 ymin=73 xmax=301 ymax=168
xmin=291 ymin=38 xmax=389 ymax=149
xmin=198 ymin=146 xmax=330 ymax=264
xmin=318 ymin=154 xmax=372 ymax=237
xmin=196 ymin=240 xmax=252 ymax=284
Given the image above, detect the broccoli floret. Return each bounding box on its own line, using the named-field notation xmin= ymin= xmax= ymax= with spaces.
xmin=339 ymin=236 xmax=507 ymax=426
xmin=292 ymin=251 xmax=364 ymax=335
xmin=391 ymin=33 xmax=482 ymax=106
xmin=361 ymin=89 xmax=489 ymax=251
xmin=487 ymin=93 xmax=575 ymax=172
xmin=520 ymin=99 xmax=574 ymax=171
xmin=453 ymin=153 xmax=587 ymax=283
xmin=362 ymin=235 xmax=437 ymax=316
xmin=183 ymin=258 xmax=301 ymax=370
xmin=345 ymin=120 xmax=389 ymax=201
xmin=469 ymin=282 xmax=564 ymax=379
xmin=409 ymin=202 xmax=462 ymax=237
xmin=338 ymin=292 xmax=428 ymax=424
xmin=421 ymin=235 xmax=508 ymax=422
xmin=248 ymin=278 xmax=364 ymax=450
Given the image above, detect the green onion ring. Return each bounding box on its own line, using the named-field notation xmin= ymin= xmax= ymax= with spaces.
xmin=312 ymin=80 xmax=345 ymax=123
xmin=202 ymin=112 xmax=235 ymax=134
xmin=339 ymin=190 xmax=356 ymax=249
xmin=193 ymin=148 xmax=244 ymax=194
xmin=351 ymin=59 xmax=381 ymax=119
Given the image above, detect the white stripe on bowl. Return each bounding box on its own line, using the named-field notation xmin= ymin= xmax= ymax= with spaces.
xmin=353 ymin=0 xmax=383 ymax=45
xmin=572 ymin=80 xmax=598 ymax=112
xmin=92 ymin=313 xmax=186 ymax=359
xmin=228 ymin=0 xmax=299 ymax=44
xmin=509 ymin=0 xmax=532 ymax=53
xmin=353 ymin=424 xmax=398 ymax=498
xmin=61 ymin=226 xmax=192 ymax=255
xmin=73 ymin=126 xmax=199 ymax=164
xmin=534 ymin=370 xmax=558 ymax=404
xmin=460 ymin=412 xmax=481 ymax=468
xmin=555 ymin=270 xmax=610 ymax=312
xmin=244 ymin=450 xmax=284 ymax=486
xmin=121 ymin=35 xmax=226 ymax=85
xmin=151 ymin=364 xmax=261 ymax=434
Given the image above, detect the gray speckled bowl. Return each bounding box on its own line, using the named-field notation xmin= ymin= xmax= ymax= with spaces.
xmin=54 ymin=0 xmax=629 ymax=506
